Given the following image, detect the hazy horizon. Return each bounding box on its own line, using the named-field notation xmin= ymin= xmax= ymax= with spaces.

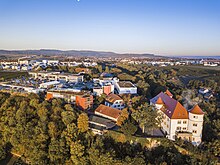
xmin=1 ymin=0 xmax=220 ymax=56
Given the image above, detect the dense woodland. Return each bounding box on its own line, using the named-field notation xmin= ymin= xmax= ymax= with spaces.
xmin=0 ymin=64 xmax=219 ymax=164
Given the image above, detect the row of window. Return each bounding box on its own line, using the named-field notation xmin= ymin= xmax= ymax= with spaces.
xmin=177 ymin=120 xmax=197 ymax=127
xmin=176 ymin=127 xmax=198 ymax=134
xmin=176 ymin=127 xmax=187 ymax=131
xmin=113 ymin=104 xmax=123 ymax=108
xmin=177 ymin=121 xmax=198 ymax=127
xmin=177 ymin=121 xmax=187 ymax=124
xmin=114 ymin=101 xmax=123 ymax=104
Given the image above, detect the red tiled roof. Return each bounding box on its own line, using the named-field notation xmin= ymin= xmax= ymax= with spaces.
xmin=150 ymin=92 xmax=188 ymax=119
xmin=171 ymin=102 xmax=188 ymax=119
xmin=165 ymin=89 xmax=173 ymax=97
xmin=106 ymin=93 xmax=123 ymax=103
xmin=156 ymin=97 xmax=164 ymax=104
xmin=95 ymin=104 xmax=121 ymax=120
xmin=190 ymin=105 xmax=204 ymax=115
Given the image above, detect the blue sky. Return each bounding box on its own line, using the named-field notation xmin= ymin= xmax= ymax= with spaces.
xmin=0 ymin=0 xmax=220 ymax=56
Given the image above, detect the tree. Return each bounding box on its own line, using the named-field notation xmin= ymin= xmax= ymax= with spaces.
xmin=105 ymin=66 xmax=110 ymax=73
xmin=97 ymin=65 xmax=103 ymax=73
xmin=48 ymin=138 xmax=69 ymax=164
xmin=77 ymin=113 xmax=89 ymax=133
xmin=117 ymin=108 xmax=129 ymax=126
xmin=70 ymin=141 xmax=87 ymax=164
xmin=88 ymin=147 xmax=116 ymax=165
xmin=48 ymin=122 xmax=59 ymax=138
xmin=61 ymin=111 xmax=76 ymax=126
xmin=120 ymin=120 xmax=137 ymax=136
xmin=132 ymin=103 xmax=161 ymax=134
xmin=0 ymin=146 xmax=6 ymax=161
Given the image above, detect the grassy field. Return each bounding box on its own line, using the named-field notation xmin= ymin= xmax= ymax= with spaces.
xmin=0 ymin=71 xmax=28 ymax=81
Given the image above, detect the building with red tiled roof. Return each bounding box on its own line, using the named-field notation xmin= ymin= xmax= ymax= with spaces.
xmin=156 ymin=97 xmax=164 ymax=104
xmin=165 ymin=89 xmax=173 ymax=98
xmin=190 ymin=105 xmax=204 ymax=115
xmin=105 ymin=93 xmax=125 ymax=110
xmin=95 ymin=104 xmax=121 ymax=122
xmin=150 ymin=90 xmax=204 ymax=146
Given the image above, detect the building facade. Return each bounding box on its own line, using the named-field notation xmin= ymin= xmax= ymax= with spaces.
xmin=75 ymin=94 xmax=93 ymax=110
xmin=150 ymin=90 xmax=204 ymax=145
xmin=29 ymin=71 xmax=83 ymax=83
xmin=105 ymin=93 xmax=125 ymax=110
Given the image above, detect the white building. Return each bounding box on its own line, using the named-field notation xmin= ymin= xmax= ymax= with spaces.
xmin=29 ymin=71 xmax=83 ymax=83
xmin=150 ymin=90 xmax=204 ymax=146
xmin=39 ymin=81 xmax=61 ymax=89
xmin=105 ymin=93 xmax=125 ymax=110
xmin=93 ymin=86 xmax=103 ymax=96
xmin=93 ymin=79 xmax=115 ymax=95
xmin=198 ymin=88 xmax=209 ymax=95
xmin=113 ymin=79 xmax=137 ymax=94
xmin=42 ymin=59 xmax=59 ymax=65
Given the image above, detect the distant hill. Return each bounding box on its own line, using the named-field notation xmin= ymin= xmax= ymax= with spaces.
xmin=0 ymin=49 xmax=161 ymax=58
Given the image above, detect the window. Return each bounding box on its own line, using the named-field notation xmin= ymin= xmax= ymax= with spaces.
xmin=183 ymin=121 xmax=187 ymax=124
xmin=177 ymin=127 xmax=181 ymax=131
xmin=192 ymin=130 xmax=197 ymax=133
xmin=193 ymin=123 xmax=197 ymax=127
xmin=193 ymin=116 xmax=198 ymax=119
xmin=177 ymin=121 xmax=181 ymax=124
xmin=183 ymin=127 xmax=187 ymax=130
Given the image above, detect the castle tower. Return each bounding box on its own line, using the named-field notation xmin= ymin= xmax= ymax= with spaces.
xmin=188 ymin=105 xmax=204 ymax=145
xmin=155 ymin=97 xmax=164 ymax=109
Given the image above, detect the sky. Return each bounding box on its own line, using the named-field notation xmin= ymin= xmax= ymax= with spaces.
xmin=0 ymin=0 xmax=220 ymax=56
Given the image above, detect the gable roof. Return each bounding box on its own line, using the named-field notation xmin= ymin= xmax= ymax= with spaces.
xmin=190 ymin=105 xmax=204 ymax=115
xmin=95 ymin=104 xmax=121 ymax=120
xmin=105 ymin=93 xmax=123 ymax=103
xmin=156 ymin=97 xmax=164 ymax=104
xmin=165 ymin=89 xmax=173 ymax=97
xmin=150 ymin=92 xmax=188 ymax=119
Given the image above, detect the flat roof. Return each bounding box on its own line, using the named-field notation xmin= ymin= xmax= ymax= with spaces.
xmin=48 ymin=88 xmax=85 ymax=95
xmin=40 ymin=81 xmax=60 ymax=86
xmin=118 ymin=81 xmax=135 ymax=88
xmin=89 ymin=115 xmax=116 ymax=128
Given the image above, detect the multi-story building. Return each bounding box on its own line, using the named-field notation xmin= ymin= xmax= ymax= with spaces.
xmin=29 ymin=71 xmax=83 ymax=83
xmin=113 ymin=80 xmax=137 ymax=94
xmin=93 ymin=79 xmax=114 ymax=95
xmin=46 ymin=88 xmax=81 ymax=102
xmin=75 ymin=93 xmax=93 ymax=110
xmin=150 ymin=90 xmax=204 ymax=146
xmin=105 ymin=93 xmax=125 ymax=110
